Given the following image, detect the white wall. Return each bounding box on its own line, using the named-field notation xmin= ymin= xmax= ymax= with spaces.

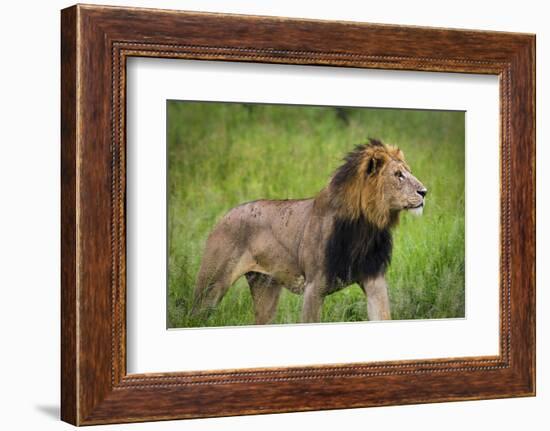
xmin=0 ymin=0 xmax=546 ymax=429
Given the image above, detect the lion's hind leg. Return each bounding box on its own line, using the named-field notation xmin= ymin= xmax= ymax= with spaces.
xmin=246 ymin=272 xmax=282 ymax=325
xmin=191 ymin=241 xmax=254 ymax=320
xmin=191 ymin=265 xmax=233 ymax=319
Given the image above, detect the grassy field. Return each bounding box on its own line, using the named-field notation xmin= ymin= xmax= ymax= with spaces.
xmin=167 ymin=101 xmax=465 ymax=328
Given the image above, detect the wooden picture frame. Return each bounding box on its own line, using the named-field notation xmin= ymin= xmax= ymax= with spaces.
xmin=61 ymin=4 xmax=535 ymax=425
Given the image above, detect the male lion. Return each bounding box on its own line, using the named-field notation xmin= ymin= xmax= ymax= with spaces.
xmin=192 ymin=139 xmax=427 ymax=324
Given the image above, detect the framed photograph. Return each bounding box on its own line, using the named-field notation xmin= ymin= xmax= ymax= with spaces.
xmin=61 ymin=4 xmax=535 ymax=425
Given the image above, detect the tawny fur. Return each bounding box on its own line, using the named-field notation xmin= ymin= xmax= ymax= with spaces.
xmin=329 ymin=140 xmax=410 ymax=228
xmin=192 ymin=139 xmax=427 ymax=324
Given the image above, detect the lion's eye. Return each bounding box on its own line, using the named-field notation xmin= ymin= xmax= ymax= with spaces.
xmin=395 ymin=171 xmax=404 ymax=180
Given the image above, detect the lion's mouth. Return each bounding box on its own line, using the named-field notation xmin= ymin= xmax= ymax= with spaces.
xmin=407 ymin=202 xmax=424 ymax=216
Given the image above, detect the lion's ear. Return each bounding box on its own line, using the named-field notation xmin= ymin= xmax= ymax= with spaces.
xmin=395 ymin=147 xmax=404 ymax=160
xmin=366 ymin=154 xmax=385 ymax=176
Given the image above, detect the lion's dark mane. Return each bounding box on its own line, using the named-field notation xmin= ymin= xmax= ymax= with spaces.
xmin=325 ymin=139 xmax=393 ymax=287
xmin=330 ymin=139 xmax=385 ymax=189
xmin=325 ymin=217 xmax=392 ymax=286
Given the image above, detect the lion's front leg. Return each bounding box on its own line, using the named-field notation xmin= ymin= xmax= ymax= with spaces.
xmin=301 ymin=282 xmax=325 ymax=323
xmin=362 ymin=275 xmax=392 ymax=321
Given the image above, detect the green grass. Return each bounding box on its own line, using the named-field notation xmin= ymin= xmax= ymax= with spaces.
xmin=167 ymin=101 xmax=465 ymax=328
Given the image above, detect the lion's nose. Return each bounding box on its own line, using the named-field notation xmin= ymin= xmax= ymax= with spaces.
xmin=417 ymin=188 xmax=428 ymax=198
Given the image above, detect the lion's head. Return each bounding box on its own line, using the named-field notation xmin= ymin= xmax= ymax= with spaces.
xmin=329 ymin=139 xmax=427 ymax=229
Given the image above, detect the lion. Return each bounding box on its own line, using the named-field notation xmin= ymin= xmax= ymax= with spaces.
xmin=192 ymin=139 xmax=427 ymax=324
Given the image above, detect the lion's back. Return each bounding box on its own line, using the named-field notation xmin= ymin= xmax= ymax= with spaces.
xmin=209 ymin=198 xmax=314 ymax=258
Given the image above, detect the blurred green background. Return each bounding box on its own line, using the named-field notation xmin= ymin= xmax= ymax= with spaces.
xmin=167 ymin=101 xmax=465 ymax=328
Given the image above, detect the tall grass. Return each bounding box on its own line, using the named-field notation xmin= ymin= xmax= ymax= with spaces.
xmin=167 ymin=101 xmax=465 ymax=328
